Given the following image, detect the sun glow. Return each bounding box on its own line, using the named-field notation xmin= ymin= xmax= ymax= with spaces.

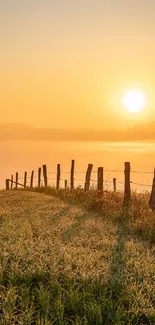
xmin=121 ymin=89 xmax=146 ymax=113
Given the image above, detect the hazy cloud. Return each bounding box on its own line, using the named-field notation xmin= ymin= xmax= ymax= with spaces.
xmin=0 ymin=122 xmax=155 ymax=142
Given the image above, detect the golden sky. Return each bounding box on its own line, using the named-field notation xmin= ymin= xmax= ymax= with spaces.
xmin=0 ymin=0 xmax=155 ymax=130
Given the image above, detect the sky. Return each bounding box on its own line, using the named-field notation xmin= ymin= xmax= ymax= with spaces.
xmin=0 ymin=0 xmax=155 ymax=130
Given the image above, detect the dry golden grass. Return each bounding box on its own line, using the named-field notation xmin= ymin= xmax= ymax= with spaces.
xmin=0 ymin=189 xmax=155 ymax=324
xmin=0 ymin=191 xmax=116 ymax=281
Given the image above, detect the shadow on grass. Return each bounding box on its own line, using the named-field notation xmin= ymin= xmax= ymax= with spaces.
xmin=4 ymin=189 xmax=154 ymax=323
xmin=32 ymin=187 xmax=155 ymax=246
xmin=105 ymin=209 xmax=154 ymax=324
xmin=1 ymin=209 xmax=154 ymax=324
xmin=61 ymin=211 xmax=93 ymax=244
xmin=52 ymin=206 xmax=71 ymax=223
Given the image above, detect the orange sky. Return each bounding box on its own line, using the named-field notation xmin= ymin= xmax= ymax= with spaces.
xmin=0 ymin=0 xmax=155 ymax=130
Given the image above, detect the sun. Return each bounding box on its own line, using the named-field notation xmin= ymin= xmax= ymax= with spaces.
xmin=121 ymin=88 xmax=146 ymax=113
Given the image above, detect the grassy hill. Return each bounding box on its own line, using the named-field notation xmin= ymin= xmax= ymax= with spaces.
xmin=0 ymin=189 xmax=155 ymax=324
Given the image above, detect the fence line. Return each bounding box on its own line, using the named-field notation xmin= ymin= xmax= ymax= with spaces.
xmin=6 ymin=174 xmax=153 ymax=189
xmin=5 ymin=160 xmax=155 ymax=209
xmin=47 ymin=168 xmax=155 ymax=175
xmin=44 ymin=178 xmax=125 ymax=185
xmin=6 ymin=175 xmax=153 ymax=189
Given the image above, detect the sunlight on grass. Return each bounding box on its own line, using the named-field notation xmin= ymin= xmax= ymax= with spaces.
xmin=0 ymin=189 xmax=155 ymax=324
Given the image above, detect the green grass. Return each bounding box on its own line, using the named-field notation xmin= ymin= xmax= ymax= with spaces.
xmin=0 ymin=189 xmax=155 ymax=324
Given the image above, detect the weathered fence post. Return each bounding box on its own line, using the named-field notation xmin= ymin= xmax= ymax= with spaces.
xmin=43 ymin=164 xmax=48 ymax=187
xmin=24 ymin=172 xmax=27 ymax=188
xmin=124 ymin=162 xmax=131 ymax=204
xmin=15 ymin=172 xmax=18 ymax=189
xmin=65 ymin=180 xmax=68 ymax=189
xmin=30 ymin=171 xmax=34 ymax=188
xmin=70 ymin=159 xmax=75 ymax=189
xmin=11 ymin=175 xmax=13 ymax=190
xmin=149 ymin=168 xmax=155 ymax=210
xmin=56 ymin=164 xmax=61 ymax=190
xmin=113 ymin=178 xmax=116 ymax=192
xmin=38 ymin=167 xmax=41 ymax=187
xmin=97 ymin=167 xmax=104 ymax=191
xmin=6 ymin=179 xmax=10 ymax=190
xmin=84 ymin=164 xmax=93 ymax=191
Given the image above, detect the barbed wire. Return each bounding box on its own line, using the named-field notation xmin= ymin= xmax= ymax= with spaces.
xmin=8 ymin=176 xmax=153 ymax=189
xmin=8 ymin=165 xmax=154 ymax=191
xmin=48 ymin=170 xmax=98 ymax=174
xmin=34 ymin=176 xmax=153 ymax=189
xmin=131 ymin=181 xmax=152 ymax=187
xmin=105 ymin=169 xmax=154 ymax=174
xmin=6 ymin=179 xmax=153 ymax=192
xmin=131 ymin=170 xmax=154 ymax=174
xmin=104 ymin=169 xmax=123 ymax=173
xmin=74 ymin=178 xmax=84 ymax=181
xmin=13 ymin=168 xmax=155 ymax=180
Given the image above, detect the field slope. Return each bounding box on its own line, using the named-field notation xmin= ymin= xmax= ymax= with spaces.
xmin=0 ymin=190 xmax=155 ymax=324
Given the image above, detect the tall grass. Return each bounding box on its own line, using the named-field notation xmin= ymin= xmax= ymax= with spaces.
xmin=0 ymin=189 xmax=155 ymax=324
xmin=34 ymin=187 xmax=155 ymax=245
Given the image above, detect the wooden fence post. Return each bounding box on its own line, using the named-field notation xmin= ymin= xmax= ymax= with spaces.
xmin=84 ymin=164 xmax=93 ymax=191
xmin=24 ymin=172 xmax=27 ymax=188
xmin=30 ymin=171 xmax=34 ymax=188
xmin=124 ymin=162 xmax=131 ymax=204
xmin=11 ymin=175 xmax=13 ymax=190
xmin=65 ymin=180 xmax=68 ymax=189
xmin=97 ymin=167 xmax=103 ymax=191
xmin=56 ymin=164 xmax=61 ymax=190
xmin=70 ymin=159 xmax=75 ymax=189
xmin=43 ymin=165 xmax=48 ymax=187
xmin=113 ymin=178 xmax=116 ymax=192
xmin=6 ymin=179 xmax=10 ymax=190
xmin=15 ymin=172 xmax=18 ymax=189
xmin=149 ymin=168 xmax=155 ymax=210
xmin=38 ymin=167 xmax=41 ymax=187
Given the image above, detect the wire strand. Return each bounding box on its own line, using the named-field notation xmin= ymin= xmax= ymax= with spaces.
xmin=104 ymin=169 xmax=123 ymax=173
xmin=131 ymin=170 xmax=154 ymax=174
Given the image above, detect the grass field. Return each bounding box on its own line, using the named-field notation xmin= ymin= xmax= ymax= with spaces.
xmin=0 ymin=189 xmax=155 ymax=324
